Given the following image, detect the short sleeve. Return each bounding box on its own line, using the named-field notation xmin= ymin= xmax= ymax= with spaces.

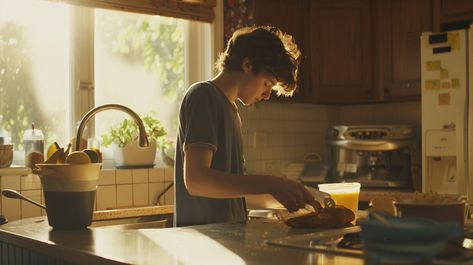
xmin=180 ymin=86 xmax=219 ymax=152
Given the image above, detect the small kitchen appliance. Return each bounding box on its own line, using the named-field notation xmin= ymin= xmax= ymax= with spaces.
xmin=326 ymin=125 xmax=416 ymax=188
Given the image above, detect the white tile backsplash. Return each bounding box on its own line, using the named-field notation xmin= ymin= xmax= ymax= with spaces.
xmin=96 ymin=185 xmax=117 ymax=210
xmin=164 ymin=167 xmax=174 ymax=182
xmin=1 ymin=175 xmax=21 ymax=190
xmin=98 ymin=170 xmax=116 ymax=185
xmin=0 ymin=166 xmax=174 ymax=221
xmin=149 ymin=168 xmax=165 ymax=183
xmin=133 ymin=183 xmax=149 ymax=206
xmin=20 ymin=190 xmax=42 ymax=218
xmin=149 ymin=182 xmax=165 ymax=205
xmin=2 ymin=197 xmax=20 ymax=221
xmin=241 ymin=101 xmax=420 ymax=176
xmin=132 ymin=169 xmax=149 ymax=184
xmin=20 ymin=174 xmax=41 ymax=190
xmin=116 ymin=169 xmax=132 ymax=184
xmin=116 ymin=184 xmax=133 ymax=208
xmin=164 ymin=182 xmax=174 ymax=205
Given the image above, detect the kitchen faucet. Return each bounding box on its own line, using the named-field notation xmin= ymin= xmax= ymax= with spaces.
xmin=75 ymin=104 xmax=149 ymax=151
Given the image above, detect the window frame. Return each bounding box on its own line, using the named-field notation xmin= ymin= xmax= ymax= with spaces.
xmin=10 ymin=0 xmax=224 ymax=165
xmin=72 ymin=6 xmax=219 ymax=137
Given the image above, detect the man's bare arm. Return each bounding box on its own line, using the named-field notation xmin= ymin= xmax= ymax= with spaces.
xmin=184 ymin=145 xmax=317 ymax=212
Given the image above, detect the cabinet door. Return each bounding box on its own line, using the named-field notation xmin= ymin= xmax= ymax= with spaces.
xmin=254 ymin=0 xmax=309 ymax=102
xmin=377 ymin=0 xmax=432 ymax=100
xmin=439 ymin=0 xmax=473 ymax=24
xmin=310 ymin=0 xmax=373 ymax=104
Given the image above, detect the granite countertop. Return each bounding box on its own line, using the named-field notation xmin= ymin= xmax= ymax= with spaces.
xmin=0 ymin=217 xmax=364 ymax=265
xmin=92 ymin=205 xmax=174 ymax=221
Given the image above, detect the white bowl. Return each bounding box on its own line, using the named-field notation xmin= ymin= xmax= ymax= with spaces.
xmin=0 ymin=144 xmax=13 ymax=168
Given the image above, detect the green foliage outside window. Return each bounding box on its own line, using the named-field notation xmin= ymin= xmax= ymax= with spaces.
xmin=98 ymin=13 xmax=186 ymax=103
xmin=1 ymin=12 xmax=184 ymax=150
xmin=101 ymin=113 xmax=171 ymax=149
xmin=0 ymin=22 xmax=61 ymax=149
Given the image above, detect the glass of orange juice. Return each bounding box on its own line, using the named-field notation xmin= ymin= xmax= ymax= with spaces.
xmin=317 ymin=182 xmax=361 ymax=213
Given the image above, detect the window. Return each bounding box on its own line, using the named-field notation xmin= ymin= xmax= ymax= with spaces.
xmin=0 ymin=0 xmax=71 ymax=156
xmin=94 ymin=9 xmax=185 ymax=143
xmin=0 ymin=0 xmax=214 ymax=163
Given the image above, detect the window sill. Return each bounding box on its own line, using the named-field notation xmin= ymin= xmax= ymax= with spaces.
xmin=0 ymin=166 xmax=32 ymax=176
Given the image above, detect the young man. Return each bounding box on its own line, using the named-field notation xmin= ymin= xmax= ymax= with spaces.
xmin=174 ymin=26 xmax=318 ymax=227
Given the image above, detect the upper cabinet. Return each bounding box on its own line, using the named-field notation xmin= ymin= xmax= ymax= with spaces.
xmin=376 ymin=0 xmax=433 ymax=100
xmin=253 ymin=0 xmax=310 ymax=102
xmin=309 ymin=0 xmax=372 ymax=104
xmin=252 ymin=0 xmax=470 ymax=104
xmin=435 ymin=0 xmax=473 ymax=26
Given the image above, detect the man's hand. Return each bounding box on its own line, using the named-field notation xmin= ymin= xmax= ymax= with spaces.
xmin=268 ymin=177 xmax=320 ymax=213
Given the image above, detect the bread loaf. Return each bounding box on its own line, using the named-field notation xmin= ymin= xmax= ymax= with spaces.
xmin=285 ymin=205 xmax=355 ymax=229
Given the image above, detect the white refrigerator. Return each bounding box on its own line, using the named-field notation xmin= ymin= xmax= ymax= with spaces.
xmin=421 ymin=25 xmax=473 ymax=203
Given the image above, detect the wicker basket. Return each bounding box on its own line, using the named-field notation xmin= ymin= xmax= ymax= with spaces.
xmin=0 ymin=144 xmax=13 ymax=168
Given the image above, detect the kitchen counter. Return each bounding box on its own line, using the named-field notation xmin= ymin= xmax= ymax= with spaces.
xmin=359 ymin=189 xmax=415 ymax=203
xmin=0 ymin=217 xmax=363 ymax=265
xmin=92 ymin=205 xmax=174 ymax=221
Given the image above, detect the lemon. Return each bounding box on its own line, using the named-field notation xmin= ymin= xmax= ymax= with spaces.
xmin=46 ymin=142 xmax=60 ymax=159
xmin=65 ymin=151 xmax=91 ymax=164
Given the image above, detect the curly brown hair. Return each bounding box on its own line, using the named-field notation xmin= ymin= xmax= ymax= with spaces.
xmin=215 ymin=26 xmax=301 ymax=97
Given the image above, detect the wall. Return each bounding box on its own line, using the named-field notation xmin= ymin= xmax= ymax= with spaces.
xmin=338 ymin=101 xmax=421 ymax=126
xmin=240 ymin=102 xmax=339 ymax=177
xmin=241 ymin=101 xmax=421 ymax=178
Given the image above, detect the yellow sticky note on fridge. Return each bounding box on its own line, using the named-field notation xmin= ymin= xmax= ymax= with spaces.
xmin=452 ymin=78 xmax=460 ymax=88
xmin=425 ymin=80 xmax=433 ymax=90
xmin=426 ymin=61 xmax=433 ymax=71
xmin=438 ymin=93 xmax=450 ymax=105
xmin=448 ymin=32 xmax=461 ymax=50
xmin=425 ymin=80 xmax=441 ymax=90
xmin=431 ymin=61 xmax=441 ymax=70
xmin=441 ymin=82 xmax=451 ymax=89
xmin=440 ymin=68 xmax=449 ymax=79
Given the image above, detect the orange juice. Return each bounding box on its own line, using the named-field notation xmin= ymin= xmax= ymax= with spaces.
xmin=318 ymin=182 xmax=361 ymax=214
xmin=329 ymin=192 xmax=359 ymax=213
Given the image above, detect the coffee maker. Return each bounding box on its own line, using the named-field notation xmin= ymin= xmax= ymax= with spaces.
xmin=326 ymin=125 xmax=417 ymax=188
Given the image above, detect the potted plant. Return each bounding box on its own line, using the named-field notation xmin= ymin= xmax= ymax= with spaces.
xmin=101 ymin=114 xmax=171 ymax=168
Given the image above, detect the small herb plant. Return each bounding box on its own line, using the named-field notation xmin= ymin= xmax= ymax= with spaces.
xmin=101 ymin=114 xmax=170 ymax=148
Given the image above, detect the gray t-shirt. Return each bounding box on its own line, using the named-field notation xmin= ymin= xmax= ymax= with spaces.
xmin=174 ymin=81 xmax=247 ymax=227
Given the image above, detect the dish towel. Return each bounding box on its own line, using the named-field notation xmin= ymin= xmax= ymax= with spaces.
xmin=360 ymin=212 xmax=463 ymax=265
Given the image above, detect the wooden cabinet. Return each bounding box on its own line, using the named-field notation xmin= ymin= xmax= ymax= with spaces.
xmin=435 ymin=0 xmax=473 ymax=26
xmin=252 ymin=0 xmax=436 ymax=104
xmin=253 ymin=0 xmax=310 ymax=102
xmin=309 ymin=0 xmax=372 ymax=103
xmin=375 ymin=0 xmax=433 ymax=100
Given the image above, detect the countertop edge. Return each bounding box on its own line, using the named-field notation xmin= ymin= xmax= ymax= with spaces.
xmin=0 ymin=223 xmax=128 ymax=265
xmin=92 ymin=205 xmax=174 ymax=221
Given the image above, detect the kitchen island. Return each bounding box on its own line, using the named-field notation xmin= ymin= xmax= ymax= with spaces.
xmin=0 ymin=216 xmax=363 ymax=265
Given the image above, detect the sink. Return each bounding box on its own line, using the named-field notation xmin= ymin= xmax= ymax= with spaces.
xmin=93 ymin=219 xmax=168 ymax=230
